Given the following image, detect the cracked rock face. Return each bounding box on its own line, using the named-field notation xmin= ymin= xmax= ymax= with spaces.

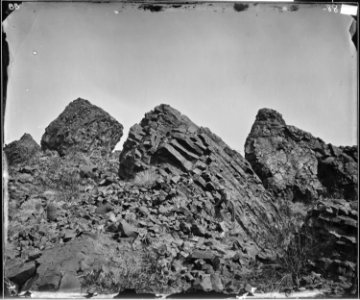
xmin=4 ymin=133 xmax=41 ymax=166
xmin=245 ymin=108 xmax=358 ymax=203
xmin=119 ymin=104 xmax=280 ymax=249
xmin=302 ymin=198 xmax=357 ymax=281
xmin=41 ymin=98 xmax=123 ymax=156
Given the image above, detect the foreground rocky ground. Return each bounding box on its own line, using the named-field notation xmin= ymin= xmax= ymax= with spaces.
xmin=3 ymin=98 xmax=358 ymax=297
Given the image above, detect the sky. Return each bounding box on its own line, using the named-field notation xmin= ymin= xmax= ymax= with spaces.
xmin=3 ymin=2 xmax=357 ymax=154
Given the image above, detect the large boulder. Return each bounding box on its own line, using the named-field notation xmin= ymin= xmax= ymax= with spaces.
xmin=41 ymin=98 xmax=123 ymax=156
xmin=4 ymin=133 xmax=41 ymax=166
xmin=119 ymin=104 xmax=280 ymax=251
xmin=245 ymin=108 xmax=358 ymax=202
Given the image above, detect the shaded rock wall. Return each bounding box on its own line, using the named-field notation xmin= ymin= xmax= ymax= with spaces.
xmin=302 ymin=199 xmax=357 ymax=281
xmin=245 ymin=108 xmax=358 ymax=202
xmin=41 ymin=98 xmax=123 ymax=156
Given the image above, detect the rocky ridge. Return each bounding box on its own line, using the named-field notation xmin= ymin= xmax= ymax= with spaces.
xmin=4 ymin=101 xmax=358 ymax=297
xmin=119 ymin=104 xmax=280 ymax=251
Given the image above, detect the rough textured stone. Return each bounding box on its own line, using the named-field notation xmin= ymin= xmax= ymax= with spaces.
xmin=4 ymin=133 xmax=41 ymax=166
xmin=302 ymin=199 xmax=357 ymax=281
xmin=4 ymin=102 xmax=357 ymax=297
xmin=41 ymin=98 xmax=123 ymax=156
xmin=58 ymin=272 xmax=82 ymax=292
xmin=245 ymin=108 xmax=358 ymax=202
xmin=119 ymin=104 xmax=280 ymax=251
xmin=5 ymin=260 xmax=37 ymax=292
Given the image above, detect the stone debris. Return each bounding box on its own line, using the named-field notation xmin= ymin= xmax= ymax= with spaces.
xmin=3 ymin=102 xmax=357 ymax=297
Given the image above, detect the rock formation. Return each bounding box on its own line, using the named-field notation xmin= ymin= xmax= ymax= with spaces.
xmin=4 ymin=102 xmax=358 ymax=297
xmin=245 ymin=108 xmax=358 ymax=294
xmin=41 ymin=98 xmax=123 ymax=156
xmin=119 ymin=104 xmax=280 ymax=248
xmin=245 ymin=108 xmax=358 ymax=203
xmin=4 ymin=133 xmax=41 ymax=166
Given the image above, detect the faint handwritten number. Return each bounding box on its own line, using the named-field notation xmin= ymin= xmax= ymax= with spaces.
xmin=8 ymin=3 xmax=20 ymax=10
xmin=326 ymin=4 xmax=338 ymax=13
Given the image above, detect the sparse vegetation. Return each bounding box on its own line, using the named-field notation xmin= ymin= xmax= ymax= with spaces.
xmin=81 ymin=251 xmax=167 ymax=294
xmin=46 ymin=164 xmax=81 ymax=202
xmin=132 ymin=168 xmax=159 ymax=188
xmin=256 ymin=200 xmax=319 ymax=291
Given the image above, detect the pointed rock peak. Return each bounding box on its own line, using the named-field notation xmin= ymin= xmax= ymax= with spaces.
xmin=19 ymin=133 xmax=38 ymax=143
xmin=154 ymin=103 xmax=173 ymax=111
xmin=70 ymin=97 xmax=91 ymax=105
xmin=151 ymin=103 xmax=182 ymax=118
xmin=41 ymin=98 xmax=123 ymax=156
xmin=4 ymin=133 xmax=41 ymax=166
xmin=119 ymin=102 xmax=279 ymax=254
xmin=245 ymin=107 xmax=358 ymax=203
xmin=142 ymin=103 xmax=197 ymax=129
xmin=255 ymin=108 xmax=286 ymax=125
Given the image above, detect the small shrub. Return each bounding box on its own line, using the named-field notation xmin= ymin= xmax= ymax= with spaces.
xmin=81 ymin=251 xmax=166 ymax=294
xmin=256 ymin=200 xmax=319 ymax=290
xmin=46 ymin=168 xmax=81 ymax=202
xmin=132 ymin=169 xmax=159 ymax=188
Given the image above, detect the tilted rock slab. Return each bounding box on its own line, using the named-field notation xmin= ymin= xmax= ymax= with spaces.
xmin=41 ymin=98 xmax=123 ymax=156
xmin=245 ymin=108 xmax=358 ymax=202
xmin=119 ymin=104 xmax=280 ymax=251
xmin=4 ymin=133 xmax=41 ymax=166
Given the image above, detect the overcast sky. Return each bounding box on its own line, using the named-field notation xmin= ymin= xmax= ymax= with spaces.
xmin=3 ymin=2 xmax=357 ymax=153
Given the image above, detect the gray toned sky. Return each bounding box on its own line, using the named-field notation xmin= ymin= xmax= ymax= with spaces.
xmin=3 ymin=3 xmax=357 ymax=153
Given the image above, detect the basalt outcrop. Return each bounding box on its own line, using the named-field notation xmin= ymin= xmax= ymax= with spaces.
xmin=4 ymin=103 xmax=358 ymax=297
xmin=41 ymin=98 xmax=123 ymax=156
xmin=4 ymin=133 xmax=41 ymax=166
xmin=119 ymin=104 xmax=280 ymax=248
xmin=245 ymin=108 xmax=358 ymax=203
xmin=245 ymin=108 xmax=358 ymax=295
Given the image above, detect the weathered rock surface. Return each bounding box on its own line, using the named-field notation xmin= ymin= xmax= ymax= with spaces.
xmin=119 ymin=104 xmax=280 ymax=260
xmin=4 ymin=133 xmax=41 ymax=166
xmin=41 ymin=98 xmax=123 ymax=156
xmin=4 ymin=102 xmax=357 ymax=297
xmin=245 ymin=108 xmax=358 ymax=202
xmin=245 ymin=108 xmax=358 ymax=295
xmin=302 ymin=199 xmax=357 ymax=281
